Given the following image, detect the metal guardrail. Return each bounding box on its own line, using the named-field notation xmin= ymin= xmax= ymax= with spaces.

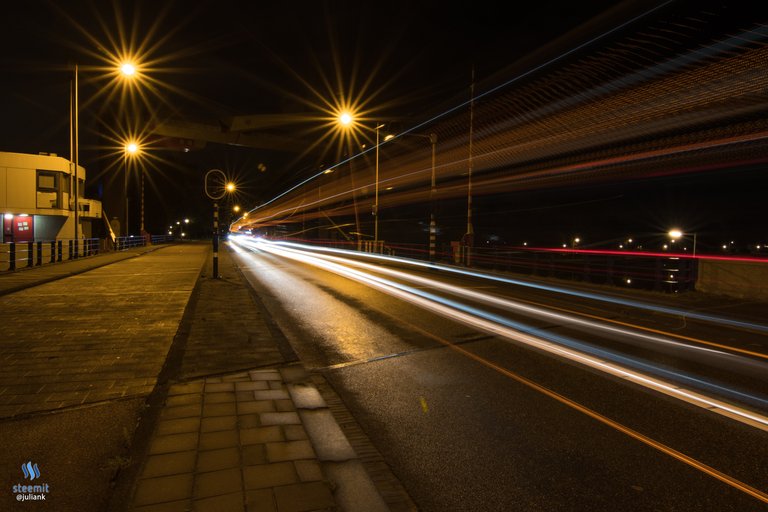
xmin=0 ymin=238 xmax=100 ymax=272
xmin=0 ymin=235 xmax=181 ymax=272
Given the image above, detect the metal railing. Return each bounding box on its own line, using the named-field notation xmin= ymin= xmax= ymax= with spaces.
xmin=0 ymin=238 xmax=101 ymax=272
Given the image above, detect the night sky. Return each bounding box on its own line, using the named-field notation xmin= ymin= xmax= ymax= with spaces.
xmin=1 ymin=0 xmax=765 ymax=250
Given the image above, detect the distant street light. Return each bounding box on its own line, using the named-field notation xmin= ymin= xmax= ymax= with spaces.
xmin=337 ymin=112 xmax=393 ymax=251
xmin=669 ymin=228 xmax=697 ymax=257
xmin=123 ymin=141 xmax=140 ymax=236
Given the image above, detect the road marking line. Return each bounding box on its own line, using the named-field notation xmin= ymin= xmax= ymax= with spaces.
xmin=407 ymin=320 xmax=768 ymax=505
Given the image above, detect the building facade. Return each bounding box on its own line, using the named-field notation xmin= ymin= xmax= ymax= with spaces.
xmin=0 ymin=151 xmax=104 ymax=243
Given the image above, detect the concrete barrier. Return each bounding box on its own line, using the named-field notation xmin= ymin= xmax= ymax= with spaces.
xmin=697 ymin=259 xmax=768 ymax=300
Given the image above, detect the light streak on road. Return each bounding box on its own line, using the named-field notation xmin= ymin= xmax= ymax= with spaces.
xmin=230 ymin=236 xmax=768 ymax=432
xmin=242 ymin=238 xmax=768 ymax=334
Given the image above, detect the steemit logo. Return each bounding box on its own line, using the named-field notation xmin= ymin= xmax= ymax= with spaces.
xmin=21 ymin=462 xmax=40 ymax=480
xmin=12 ymin=461 xmax=49 ymax=501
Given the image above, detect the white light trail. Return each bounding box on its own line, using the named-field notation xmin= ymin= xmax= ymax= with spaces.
xmin=230 ymin=236 xmax=768 ymax=432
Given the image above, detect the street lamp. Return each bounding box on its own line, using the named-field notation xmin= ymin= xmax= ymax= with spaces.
xmin=669 ymin=229 xmax=697 ymax=257
xmin=124 ymin=141 xmax=140 ymax=237
xmin=337 ymin=112 xmax=393 ymax=251
xmin=205 ymin=170 xmax=235 ymax=278
xmin=72 ymin=60 xmax=138 ymax=248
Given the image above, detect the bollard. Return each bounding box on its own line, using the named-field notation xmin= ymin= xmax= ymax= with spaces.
xmin=27 ymin=241 xmax=33 ymax=267
xmin=9 ymin=242 xmax=15 ymax=271
xmin=36 ymin=241 xmax=42 ymax=266
xmin=50 ymin=241 xmax=56 ymax=263
xmin=213 ymin=201 xmax=219 ymax=278
xmin=57 ymin=240 xmax=63 ymax=262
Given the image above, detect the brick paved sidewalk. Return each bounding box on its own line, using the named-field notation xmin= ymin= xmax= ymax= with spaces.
xmin=130 ymin=366 xmax=338 ymax=512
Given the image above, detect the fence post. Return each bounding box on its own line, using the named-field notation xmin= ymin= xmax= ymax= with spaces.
xmin=9 ymin=242 xmax=15 ymax=271
xmin=74 ymin=239 xmax=79 ymax=259
xmin=36 ymin=241 xmax=42 ymax=266
xmin=27 ymin=241 xmax=33 ymax=267
xmin=50 ymin=241 xmax=56 ymax=263
xmin=68 ymin=240 xmax=73 ymax=260
xmin=57 ymin=240 xmax=63 ymax=262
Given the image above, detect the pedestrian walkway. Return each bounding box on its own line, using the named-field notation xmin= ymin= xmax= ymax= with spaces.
xmin=0 ymin=243 xmax=163 ymax=296
xmin=0 ymin=240 xmax=391 ymax=512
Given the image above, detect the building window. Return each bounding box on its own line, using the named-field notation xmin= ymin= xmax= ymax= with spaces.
xmin=37 ymin=170 xmax=60 ymax=209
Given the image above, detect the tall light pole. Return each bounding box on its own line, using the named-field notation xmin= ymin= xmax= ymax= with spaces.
xmin=669 ymin=229 xmax=697 ymax=257
xmin=71 ymin=60 xmax=138 ymax=243
xmin=374 ymin=123 xmax=385 ymax=246
xmin=71 ymin=65 xmax=80 ymax=257
xmin=337 ymin=113 xmax=392 ymax=251
xmin=205 ymin=170 xmax=235 ymax=279
xmin=124 ymin=142 xmax=139 ymax=237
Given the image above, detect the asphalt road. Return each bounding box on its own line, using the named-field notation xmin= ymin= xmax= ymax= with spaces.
xmin=229 ymin=238 xmax=768 ymax=511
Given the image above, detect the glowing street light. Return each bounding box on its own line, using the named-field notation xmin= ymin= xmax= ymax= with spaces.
xmin=337 ymin=112 xmax=393 ymax=250
xmin=123 ymin=140 xmax=141 ymax=236
xmin=121 ymin=62 xmax=136 ymax=76
xmin=669 ymin=228 xmax=697 ymax=257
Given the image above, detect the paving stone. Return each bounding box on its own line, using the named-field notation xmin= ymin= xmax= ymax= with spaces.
xmin=165 ymin=393 xmax=202 ymax=407
xmin=241 ymin=425 xmax=284 ymax=445
xmin=196 ymin=447 xmax=240 ymax=473
xmin=266 ymin=440 xmax=315 ymax=462
xmin=274 ymin=399 xmax=296 ymax=412
xmin=161 ymin=404 xmax=202 ymax=420
xmin=238 ymin=413 xmax=263 ymax=429
xmin=168 ymin=381 xmax=204 ymax=396
xmin=234 ymin=381 xmax=270 ymax=391
xmin=149 ymin=432 xmax=199 ymax=455
xmin=200 ymin=415 xmax=237 ymax=433
xmin=142 ymin=451 xmax=197 ymax=478
xmin=242 ymin=444 xmax=268 ymax=466
xmin=260 ymin=412 xmax=300 ymax=426
xmin=294 ymin=460 xmax=324 ymax=482
xmin=203 ymin=392 xmax=237 ymax=404
xmin=246 ymin=489 xmax=277 ymax=512
xmin=253 ymin=389 xmax=289 ymax=400
xmin=193 ymin=491 xmax=244 ymax=512
xmin=273 ymin=481 xmax=335 ymax=512
xmin=243 ymin=462 xmax=298 ymax=490
xmin=238 ymin=400 xmax=276 ymax=415
xmin=202 ymin=402 xmax=237 ymax=417
xmin=194 ymin=467 xmax=243 ymax=499
xmin=283 ymin=425 xmax=308 ymax=441
xmin=278 ymin=365 xmax=309 ymax=384
xmin=237 ymin=390 xmax=257 ymax=402
xmin=199 ymin=430 xmax=239 ymax=450
xmin=133 ymin=473 xmax=194 ymax=506
xmin=157 ymin=417 xmax=201 ymax=436
xmin=286 ymin=383 xmax=326 ymax=410
xmin=205 ymin=382 xmax=235 ymax=392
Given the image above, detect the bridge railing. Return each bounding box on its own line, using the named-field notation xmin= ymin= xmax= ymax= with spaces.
xmin=454 ymin=246 xmax=697 ymax=293
xmin=0 ymin=238 xmax=101 ymax=272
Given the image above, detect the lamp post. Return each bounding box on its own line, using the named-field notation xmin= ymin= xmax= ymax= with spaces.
xmin=71 ymin=61 xmax=137 ymax=245
xmin=669 ymin=229 xmax=697 ymax=258
xmin=337 ymin=113 xmax=393 ymax=252
xmin=71 ymin=65 xmax=79 ymax=256
xmin=124 ymin=142 xmax=139 ymax=237
xmin=205 ymin=169 xmax=235 ymax=279
xmin=373 ymin=123 xmax=385 ymax=247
